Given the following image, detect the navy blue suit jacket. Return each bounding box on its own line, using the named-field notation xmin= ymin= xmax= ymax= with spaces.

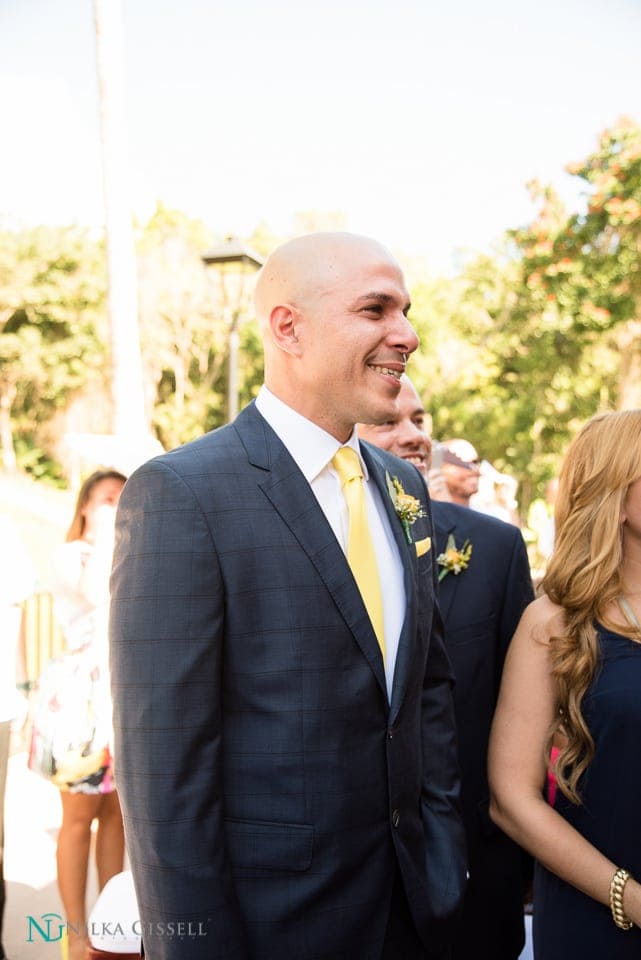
xmin=110 ymin=403 xmax=467 ymax=960
xmin=433 ymin=501 xmax=534 ymax=960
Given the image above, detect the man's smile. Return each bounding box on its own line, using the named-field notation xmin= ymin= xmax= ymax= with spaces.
xmin=367 ymin=362 xmax=405 ymax=381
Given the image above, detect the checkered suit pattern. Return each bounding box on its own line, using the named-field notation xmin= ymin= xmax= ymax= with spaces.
xmin=110 ymin=402 xmax=466 ymax=960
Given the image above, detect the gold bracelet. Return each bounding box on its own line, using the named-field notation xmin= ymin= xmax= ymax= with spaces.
xmin=609 ymin=867 xmax=633 ymax=931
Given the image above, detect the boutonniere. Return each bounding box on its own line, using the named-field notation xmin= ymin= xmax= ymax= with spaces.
xmin=437 ymin=534 xmax=472 ymax=581
xmin=385 ymin=472 xmax=426 ymax=544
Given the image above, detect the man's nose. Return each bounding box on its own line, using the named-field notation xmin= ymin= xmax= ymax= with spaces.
xmin=391 ymin=314 xmax=419 ymax=355
xmin=398 ymin=420 xmax=424 ymax=445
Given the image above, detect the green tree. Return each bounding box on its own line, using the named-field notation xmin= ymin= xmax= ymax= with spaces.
xmin=0 ymin=225 xmax=106 ymax=476
xmin=137 ymin=205 xmax=265 ymax=449
xmin=136 ymin=205 xmax=221 ymax=449
xmin=556 ymin=115 xmax=641 ymax=408
xmin=413 ymin=117 xmax=641 ymax=515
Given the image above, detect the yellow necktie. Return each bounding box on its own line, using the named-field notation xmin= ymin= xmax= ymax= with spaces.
xmin=332 ymin=447 xmax=386 ymax=658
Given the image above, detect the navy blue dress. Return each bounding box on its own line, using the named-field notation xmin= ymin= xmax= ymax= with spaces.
xmin=533 ymin=625 xmax=641 ymax=958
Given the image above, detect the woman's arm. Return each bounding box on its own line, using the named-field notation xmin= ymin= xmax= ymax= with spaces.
xmin=488 ymin=596 xmax=641 ymax=926
xmin=53 ymin=506 xmax=118 ymax=609
xmin=75 ymin=504 xmax=118 ymax=607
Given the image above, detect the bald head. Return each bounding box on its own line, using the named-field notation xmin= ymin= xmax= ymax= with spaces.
xmin=253 ymin=231 xmax=418 ymax=442
xmin=254 ymin=232 xmax=401 ymax=331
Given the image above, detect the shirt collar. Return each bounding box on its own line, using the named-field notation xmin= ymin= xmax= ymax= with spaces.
xmin=255 ymin=385 xmax=369 ymax=482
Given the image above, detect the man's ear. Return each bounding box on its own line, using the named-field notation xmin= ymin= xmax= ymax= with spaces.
xmin=269 ymin=304 xmax=303 ymax=357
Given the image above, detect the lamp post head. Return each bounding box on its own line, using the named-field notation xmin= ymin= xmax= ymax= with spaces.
xmin=201 ymin=237 xmax=264 ymax=424
xmin=201 ymin=236 xmax=264 ymax=271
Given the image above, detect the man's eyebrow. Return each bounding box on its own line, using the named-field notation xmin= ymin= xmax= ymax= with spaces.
xmin=354 ymin=292 xmax=413 ymax=315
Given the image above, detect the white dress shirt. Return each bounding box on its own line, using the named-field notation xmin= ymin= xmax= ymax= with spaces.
xmin=255 ymin=386 xmax=405 ymax=699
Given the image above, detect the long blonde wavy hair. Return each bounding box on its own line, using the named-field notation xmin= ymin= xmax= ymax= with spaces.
xmin=542 ymin=409 xmax=641 ymax=804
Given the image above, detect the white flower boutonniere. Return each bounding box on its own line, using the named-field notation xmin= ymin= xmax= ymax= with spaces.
xmin=437 ymin=534 xmax=473 ymax=581
xmin=385 ymin=471 xmax=426 ymax=545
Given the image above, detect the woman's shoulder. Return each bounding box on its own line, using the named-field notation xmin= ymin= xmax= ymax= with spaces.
xmin=516 ymin=594 xmax=566 ymax=645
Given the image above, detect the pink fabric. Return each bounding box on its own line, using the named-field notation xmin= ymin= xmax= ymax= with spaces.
xmin=547 ymin=746 xmax=560 ymax=806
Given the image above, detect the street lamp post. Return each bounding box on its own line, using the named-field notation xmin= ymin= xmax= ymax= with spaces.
xmin=201 ymin=238 xmax=264 ymax=422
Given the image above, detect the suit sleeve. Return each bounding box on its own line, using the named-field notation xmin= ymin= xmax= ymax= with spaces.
xmin=494 ymin=525 xmax=535 ymax=888
xmin=419 ymin=499 xmax=468 ymax=927
xmin=496 ymin=528 xmax=535 ymax=689
xmin=110 ymin=461 xmax=249 ymax=960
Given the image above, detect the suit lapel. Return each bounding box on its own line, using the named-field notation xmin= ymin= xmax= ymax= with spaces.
xmin=234 ymin=405 xmax=388 ymax=700
xmin=433 ymin=504 xmax=459 ymax=622
xmin=361 ymin=444 xmax=417 ymax=720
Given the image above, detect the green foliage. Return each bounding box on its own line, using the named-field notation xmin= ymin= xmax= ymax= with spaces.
xmin=3 ymin=119 xmax=640 ymax=516
xmin=407 ymin=115 xmax=641 ymax=518
xmin=0 ymin=225 xmax=107 ymax=477
xmin=238 ymin=319 xmax=264 ymax=408
xmin=12 ymin=434 xmax=67 ymax=486
xmin=136 ymin=203 xmax=266 ymax=448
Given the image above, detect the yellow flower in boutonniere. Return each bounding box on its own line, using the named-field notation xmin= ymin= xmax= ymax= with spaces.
xmin=385 ymin=471 xmax=426 ymax=545
xmin=437 ymin=534 xmax=472 ymax=581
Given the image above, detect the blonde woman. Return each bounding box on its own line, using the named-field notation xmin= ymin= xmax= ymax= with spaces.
xmin=50 ymin=469 xmax=127 ymax=960
xmin=488 ymin=409 xmax=641 ymax=957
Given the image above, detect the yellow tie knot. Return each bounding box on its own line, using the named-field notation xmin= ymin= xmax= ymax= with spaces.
xmin=332 ymin=446 xmax=363 ymax=486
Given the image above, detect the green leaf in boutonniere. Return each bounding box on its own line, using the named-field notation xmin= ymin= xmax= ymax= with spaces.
xmin=385 ymin=471 xmax=426 ymax=545
xmin=437 ymin=534 xmax=472 ymax=581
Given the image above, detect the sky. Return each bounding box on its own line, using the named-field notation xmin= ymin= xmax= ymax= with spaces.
xmin=1 ymin=0 xmax=641 ymax=272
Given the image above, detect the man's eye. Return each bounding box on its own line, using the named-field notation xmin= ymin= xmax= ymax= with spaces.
xmin=361 ymin=304 xmax=382 ymax=315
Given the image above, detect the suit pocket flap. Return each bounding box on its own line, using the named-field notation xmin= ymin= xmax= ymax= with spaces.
xmin=415 ymin=536 xmax=431 ymax=557
xmin=224 ymin=818 xmax=314 ymax=872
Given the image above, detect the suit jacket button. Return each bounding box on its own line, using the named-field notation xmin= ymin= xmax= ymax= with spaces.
xmin=392 ymin=809 xmax=400 ymax=828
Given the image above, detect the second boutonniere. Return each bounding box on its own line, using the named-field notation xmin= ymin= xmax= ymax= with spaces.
xmin=437 ymin=534 xmax=473 ymax=581
xmin=385 ymin=472 xmax=426 ymax=544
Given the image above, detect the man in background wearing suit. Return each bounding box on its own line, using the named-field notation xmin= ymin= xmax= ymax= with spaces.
xmin=110 ymin=233 xmax=467 ymax=960
xmin=359 ymin=377 xmax=534 ymax=960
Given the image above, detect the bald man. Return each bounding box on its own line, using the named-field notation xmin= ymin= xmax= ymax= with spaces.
xmin=110 ymin=233 xmax=467 ymax=960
